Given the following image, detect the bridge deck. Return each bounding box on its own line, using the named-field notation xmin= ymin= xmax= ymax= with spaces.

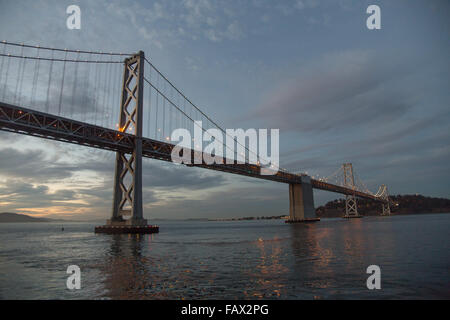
xmin=0 ymin=102 xmax=382 ymax=202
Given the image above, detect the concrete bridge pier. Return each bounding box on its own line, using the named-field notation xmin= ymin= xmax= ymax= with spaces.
xmin=286 ymin=176 xmax=320 ymax=223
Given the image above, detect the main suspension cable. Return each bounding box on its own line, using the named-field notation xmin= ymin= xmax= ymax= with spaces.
xmin=1 ymin=40 xmax=133 ymax=56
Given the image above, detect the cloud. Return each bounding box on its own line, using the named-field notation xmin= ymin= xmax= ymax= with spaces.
xmin=295 ymin=0 xmax=320 ymax=10
xmin=80 ymin=157 xmax=228 ymax=190
xmin=246 ymin=49 xmax=418 ymax=133
xmin=143 ymin=161 xmax=227 ymax=189
xmin=147 ymin=183 xmax=288 ymax=219
xmin=102 ymin=0 xmax=245 ymax=45
xmin=0 ymin=180 xmax=82 ymax=213
xmin=0 ymin=137 xmax=230 ymax=219
xmin=0 ymin=147 xmax=77 ymax=183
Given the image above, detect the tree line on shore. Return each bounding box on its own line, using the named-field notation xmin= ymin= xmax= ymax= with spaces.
xmin=316 ymin=194 xmax=450 ymax=218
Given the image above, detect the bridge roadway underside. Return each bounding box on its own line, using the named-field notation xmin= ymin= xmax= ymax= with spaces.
xmin=0 ymin=102 xmax=382 ymax=204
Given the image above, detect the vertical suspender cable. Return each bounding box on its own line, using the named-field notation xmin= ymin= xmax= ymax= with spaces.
xmin=168 ymin=85 xmax=172 ymax=139
xmin=147 ymin=67 xmax=151 ymax=138
xmin=82 ymin=54 xmax=91 ymax=122
xmin=45 ymin=49 xmax=54 ymax=113
xmin=1 ymin=43 xmax=9 ymax=101
xmin=114 ymin=62 xmax=120 ymax=129
xmin=17 ymin=48 xmax=28 ymax=106
xmin=0 ymin=42 xmax=6 ymax=96
xmin=102 ymin=60 xmax=108 ymax=128
xmin=13 ymin=45 xmax=24 ymax=104
xmin=70 ymin=51 xmax=80 ymax=118
xmin=58 ymin=50 xmax=68 ymax=116
xmin=108 ymin=62 xmax=113 ymax=129
xmin=162 ymin=80 xmax=166 ymax=140
xmin=93 ymin=55 xmax=100 ymax=125
xmin=105 ymin=58 xmax=112 ymax=129
xmin=31 ymin=47 xmax=41 ymax=107
xmin=111 ymin=57 xmax=116 ymax=129
xmin=155 ymin=73 xmax=159 ymax=139
xmin=98 ymin=61 xmax=104 ymax=127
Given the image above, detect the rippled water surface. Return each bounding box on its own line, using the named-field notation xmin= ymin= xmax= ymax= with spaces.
xmin=0 ymin=214 xmax=449 ymax=299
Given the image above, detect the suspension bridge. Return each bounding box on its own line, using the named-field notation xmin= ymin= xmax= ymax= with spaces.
xmin=0 ymin=41 xmax=392 ymax=233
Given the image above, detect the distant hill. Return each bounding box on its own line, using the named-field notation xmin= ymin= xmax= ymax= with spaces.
xmin=0 ymin=212 xmax=64 ymax=223
xmin=316 ymin=194 xmax=450 ymax=218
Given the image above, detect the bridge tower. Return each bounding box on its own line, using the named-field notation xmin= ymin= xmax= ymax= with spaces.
xmin=286 ymin=175 xmax=320 ymax=223
xmin=380 ymin=184 xmax=391 ymax=216
xmin=342 ymin=163 xmax=361 ymax=218
xmin=96 ymin=51 xmax=157 ymax=234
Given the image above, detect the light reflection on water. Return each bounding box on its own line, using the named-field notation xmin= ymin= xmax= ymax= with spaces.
xmin=0 ymin=214 xmax=449 ymax=299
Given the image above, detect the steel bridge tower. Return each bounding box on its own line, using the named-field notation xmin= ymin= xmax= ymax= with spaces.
xmin=110 ymin=51 xmax=145 ymax=225
xmin=96 ymin=51 xmax=157 ymax=233
xmin=343 ymin=163 xmax=361 ymax=218
xmin=380 ymin=184 xmax=391 ymax=216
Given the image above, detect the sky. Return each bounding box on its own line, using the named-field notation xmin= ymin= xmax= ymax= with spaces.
xmin=0 ymin=0 xmax=449 ymax=220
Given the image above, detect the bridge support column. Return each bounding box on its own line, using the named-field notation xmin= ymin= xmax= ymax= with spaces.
xmin=96 ymin=51 xmax=158 ymax=234
xmin=380 ymin=185 xmax=391 ymax=216
xmin=381 ymin=202 xmax=391 ymax=216
xmin=342 ymin=163 xmax=362 ymax=219
xmin=286 ymin=176 xmax=319 ymax=223
xmin=344 ymin=194 xmax=360 ymax=218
